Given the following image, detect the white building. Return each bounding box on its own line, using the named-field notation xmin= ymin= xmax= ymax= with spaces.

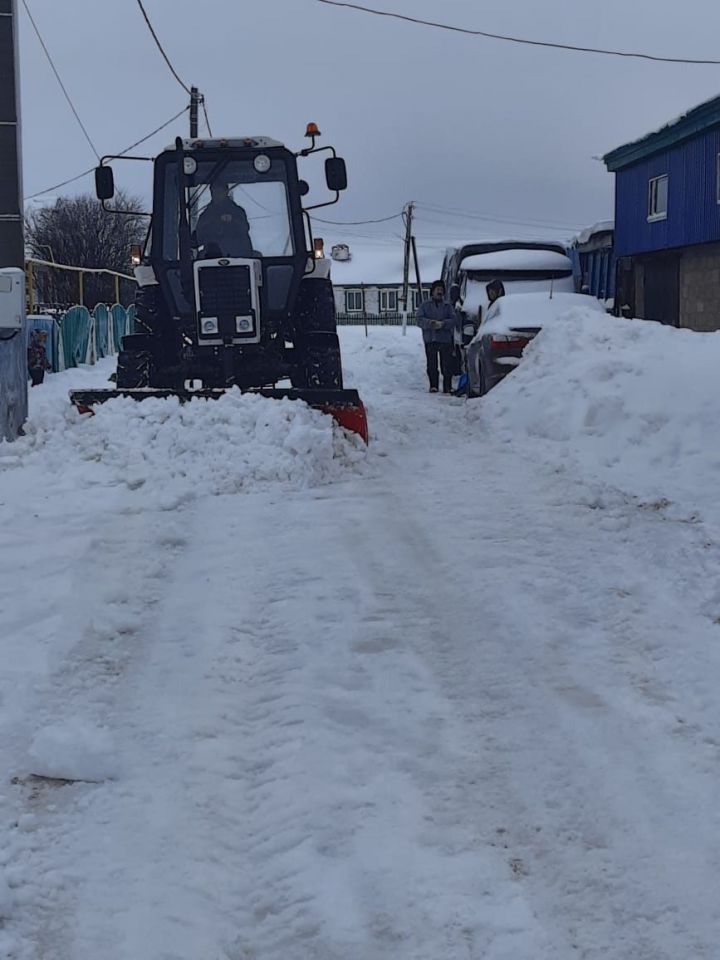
xmin=323 ymin=239 xmax=445 ymax=321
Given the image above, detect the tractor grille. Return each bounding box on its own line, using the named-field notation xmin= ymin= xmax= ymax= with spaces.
xmin=198 ymin=265 xmax=253 ymax=315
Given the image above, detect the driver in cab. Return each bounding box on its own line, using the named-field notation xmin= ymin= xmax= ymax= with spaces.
xmin=195 ymin=181 xmax=256 ymax=259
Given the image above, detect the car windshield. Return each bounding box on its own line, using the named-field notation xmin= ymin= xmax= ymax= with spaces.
xmin=162 ymin=157 xmax=294 ymax=260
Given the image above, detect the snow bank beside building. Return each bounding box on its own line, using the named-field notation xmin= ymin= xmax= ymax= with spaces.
xmin=474 ymin=308 xmax=720 ymax=527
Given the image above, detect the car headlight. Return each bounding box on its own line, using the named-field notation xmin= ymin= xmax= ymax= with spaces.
xmin=236 ymin=317 xmax=252 ymax=333
xmin=253 ymin=154 xmax=271 ymax=173
xmin=201 ymin=317 xmax=218 ymax=334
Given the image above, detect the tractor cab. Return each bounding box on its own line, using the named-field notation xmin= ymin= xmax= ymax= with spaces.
xmin=151 ymin=138 xmax=313 ymax=348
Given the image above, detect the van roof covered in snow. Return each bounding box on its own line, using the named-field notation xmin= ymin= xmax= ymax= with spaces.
xmin=460 ymin=249 xmax=573 ymax=274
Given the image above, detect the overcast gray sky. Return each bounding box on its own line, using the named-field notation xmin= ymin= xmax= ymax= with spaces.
xmin=17 ymin=0 xmax=720 ymax=250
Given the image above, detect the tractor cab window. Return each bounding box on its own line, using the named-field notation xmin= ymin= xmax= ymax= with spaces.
xmin=188 ymin=159 xmax=293 ymax=259
xmin=161 ymin=157 xmax=294 ymax=261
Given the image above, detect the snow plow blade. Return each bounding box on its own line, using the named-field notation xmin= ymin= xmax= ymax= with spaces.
xmin=69 ymin=387 xmax=369 ymax=444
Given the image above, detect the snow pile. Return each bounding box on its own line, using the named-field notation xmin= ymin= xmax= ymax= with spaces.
xmin=28 ymin=720 xmax=119 ymax=783
xmin=479 ymin=291 xmax=607 ymax=335
xmin=476 ymin=308 xmax=720 ymax=525
xmin=11 ymin=386 xmax=366 ymax=500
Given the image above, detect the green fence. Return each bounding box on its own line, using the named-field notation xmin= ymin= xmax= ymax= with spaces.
xmin=27 ymin=306 xmax=410 ymax=374
xmin=27 ymin=303 xmax=135 ymax=372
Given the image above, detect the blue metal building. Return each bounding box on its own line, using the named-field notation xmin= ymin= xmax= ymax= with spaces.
xmin=604 ymin=95 xmax=720 ymax=329
xmin=570 ymin=221 xmax=615 ymax=304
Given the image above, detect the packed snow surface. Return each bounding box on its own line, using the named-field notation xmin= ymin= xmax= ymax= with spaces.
xmin=3 ymin=315 xmax=720 ymax=958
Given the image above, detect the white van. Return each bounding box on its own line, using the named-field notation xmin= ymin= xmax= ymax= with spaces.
xmin=442 ymin=241 xmax=575 ymax=331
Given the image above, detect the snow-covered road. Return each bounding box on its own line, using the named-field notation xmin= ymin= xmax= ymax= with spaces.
xmin=3 ymin=321 xmax=720 ymax=958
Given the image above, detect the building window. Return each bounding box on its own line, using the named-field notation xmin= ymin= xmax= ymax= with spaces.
xmin=717 ymin=154 xmax=720 ymax=204
xmin=648 ymin=175 xmax=668 ymax=221
xmin=411 ymin=288 xmax=430 ymax=310
xmin=379 ymin=289 xmax=398 ymax=313
xmin=345 ymin=289 xmax=363 ymax=313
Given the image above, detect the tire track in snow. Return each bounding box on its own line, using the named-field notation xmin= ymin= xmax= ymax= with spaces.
xmin=370 ymin=432 xmax=720 ymax=960
xmin=3 ymin=499 xmax=193 ymax=960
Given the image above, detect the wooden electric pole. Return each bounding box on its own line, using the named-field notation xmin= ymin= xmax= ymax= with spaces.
xmin=0 ymin=0 xmax=27 ymax=441
xmin=400 ymin=201 xmax=414 ymax=334
xmin=189 ymin=86 xmax=200 ymax=138
xmin=411 ymin=235 xmax=423 ymax=304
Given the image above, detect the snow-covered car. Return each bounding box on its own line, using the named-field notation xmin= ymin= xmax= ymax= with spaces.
xmin=455 ymin=247 xmax=576 ymax=328
xmin=466 ymin=291 xmax=607 ymax=397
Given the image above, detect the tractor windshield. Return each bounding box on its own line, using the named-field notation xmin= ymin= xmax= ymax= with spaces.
xmin=161 ymin=157 xmax=294 ymax=261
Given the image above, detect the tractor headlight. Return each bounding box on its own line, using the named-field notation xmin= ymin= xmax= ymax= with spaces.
xmin=201 ymin=317 xmax=218 ymax=335
xmin=253 ymin=154 xmax=271 ymax=174
xmin=236 ymin=317 xmax=252 ymax=333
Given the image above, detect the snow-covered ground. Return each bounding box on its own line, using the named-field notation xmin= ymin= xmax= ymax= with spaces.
xmin=3 ymin=313 xmax=720 ymax=958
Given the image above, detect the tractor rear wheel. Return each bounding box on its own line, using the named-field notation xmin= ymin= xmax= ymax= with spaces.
xmin=116 ymin=334 xmax=156 ymax=389
xmin=133 ymin=284 xmax=160 ymax=335
xmin=300 ymin=331 xmax=344 ymax=390
xmin=295 ymin=278 xmax=337 ymax=333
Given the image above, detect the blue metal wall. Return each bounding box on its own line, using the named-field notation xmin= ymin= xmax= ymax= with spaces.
xmin=580 ymin=247 xmax=616 ymax=301
xmin=614 ymin=127 xmax=720 ymax=257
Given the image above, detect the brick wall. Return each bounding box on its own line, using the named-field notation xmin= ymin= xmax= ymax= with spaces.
xmin=680 ymin=243 xmax=720 ymax=331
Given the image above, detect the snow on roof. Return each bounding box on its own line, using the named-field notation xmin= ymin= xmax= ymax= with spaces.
xmin=604 ymin=93 xmax=720 ymax=169
xmin=460 ymin=249 xmax=573 ymax=273
xmin=573 ymin=220 xmax=614 ymax=246
xmin=326 ymin=240 xmax=444 ymax=287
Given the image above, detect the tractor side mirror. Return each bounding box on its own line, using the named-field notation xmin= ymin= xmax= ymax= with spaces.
xmin=95 ymin=165 xmax=115 ymax=201
xmin=325 ymin=157 xmax=347 ymax=192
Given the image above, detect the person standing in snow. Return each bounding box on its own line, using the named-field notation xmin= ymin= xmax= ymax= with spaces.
xmin=27 ymin=329 xmax=51 ymax=386
xmin=415 ymin=279 xmax=458 ymax=394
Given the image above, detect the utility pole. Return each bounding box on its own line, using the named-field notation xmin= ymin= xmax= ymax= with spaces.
xmin=189 ymin=86 xmax=200 ymax=138
xmin=411 ymin=235 xmax=423 ymax=305
xmin=400 ymin=201 xmax=414 ymax=335
xmin=0 ymin=0 xmax=27 ymax=441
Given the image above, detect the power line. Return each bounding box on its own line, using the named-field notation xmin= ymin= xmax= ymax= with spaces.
xmin=24 ymin=105 xmax=190 ymax=201
xmin=310 ymin=212 xmax=403 ymax=225
xmin=315 ymin=0 xmax=720 ymax=66
xmin=415 ymin=202 xmax=582 ymax=232
xmin=135 ymin=0 xmax=192 ymax=94
xmin=21 ymin=0 xmax=100 ymax=160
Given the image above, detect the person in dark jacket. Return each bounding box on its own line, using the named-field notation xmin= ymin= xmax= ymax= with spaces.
xmin=195 ymin=181 xmax=255 ymax=258
xmin=415 ymin=279 xmax=458 ymax=393
xmin=27 ymin=329 xmax=51 ymax=386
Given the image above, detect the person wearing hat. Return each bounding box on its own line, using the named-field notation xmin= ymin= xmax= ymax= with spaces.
xmin=415 ymin=279 xmax=458 ymax=393
xmin=27 ymin=328 xmax=51 ymax=386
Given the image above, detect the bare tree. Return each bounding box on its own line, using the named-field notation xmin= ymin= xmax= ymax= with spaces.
xmin=25 ymin=192 xmax=147 ymax=310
